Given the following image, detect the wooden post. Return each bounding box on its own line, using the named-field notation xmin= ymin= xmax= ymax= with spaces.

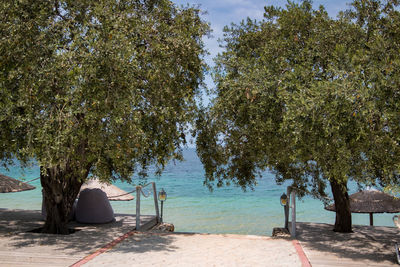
xmin=160 ymin=201 xmax=164 ymax=223
xmin=152 ymin=182 xmax=160 ymax=222
xmin=369 ymin=213 xmax=374 ymax=226
xmin=136 ymin=186 xmax=141 ymax=231
xmin=284 ymin=186 xmax=290 ymax=229
xmin=291 ymin=190 xmax=296 ymax=238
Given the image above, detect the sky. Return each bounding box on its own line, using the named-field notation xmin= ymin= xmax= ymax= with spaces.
xmin=171 ymin=0 xmax=352 ymax=102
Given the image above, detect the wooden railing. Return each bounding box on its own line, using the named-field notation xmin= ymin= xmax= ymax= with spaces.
xmin=135 ymin=182 xmax=160 ymax=230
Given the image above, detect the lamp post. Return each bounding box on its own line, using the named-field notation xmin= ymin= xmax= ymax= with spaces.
xmin=280 ymin=193 xmax=288 ymax=206
xmin=280 ymin=192 xmax=289 ymax=229
xmin=158 ymin=188 xmax=167 ymax=223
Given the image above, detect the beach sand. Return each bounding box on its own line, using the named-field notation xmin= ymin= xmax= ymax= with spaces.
xmin=296 ymin=222 xmax=399 ymax=266
xmin=83 ymin=232 xmax=300 ymax=267
xmin=0 ymin=209 xmax=156 ymax=266
xmin=1 ymin=208 xmax=399 ymax=266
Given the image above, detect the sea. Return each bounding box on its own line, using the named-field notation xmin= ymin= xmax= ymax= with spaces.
xmin=0 ymin=148 xmax=396 ymax=236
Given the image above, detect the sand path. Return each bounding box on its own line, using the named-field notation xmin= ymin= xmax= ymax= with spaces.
xmin=83 ymin=232 xmax=301 ymax=267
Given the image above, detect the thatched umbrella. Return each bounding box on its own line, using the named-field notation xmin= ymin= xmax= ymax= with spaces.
xmin=80 ymin=178 xmax=134 ymax=201
xmin=0 ymin=174 xmax=36 ymax=193
xmin=325 ymin=189 xmax=400 ymax=226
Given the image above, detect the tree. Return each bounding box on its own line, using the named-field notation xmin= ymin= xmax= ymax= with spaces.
xmin=0 ymin=0 xmax=209 ymax=234
xmin=348 ymin=0 xmax=400 ymax=192
xmin=196 ymin=0 xmax=400 ymax=232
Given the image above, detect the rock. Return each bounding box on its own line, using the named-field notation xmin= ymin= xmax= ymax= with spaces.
xmin=272 ymin=227 xmax=291 ymax=238
xmin=152 ymin=222 xmax=175 ymax=232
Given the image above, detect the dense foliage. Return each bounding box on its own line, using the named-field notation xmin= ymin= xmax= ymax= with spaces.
xmin=0 ymin=0 xmax=209 ymax=233
xmin=196 ymin=0 xmax=400 ymax=232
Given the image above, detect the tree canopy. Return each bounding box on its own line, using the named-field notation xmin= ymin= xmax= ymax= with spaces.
xmin=196 ymin=0 xmax=400 ymax=232
xmin=0 ymin=0 xmax=209 ymax=233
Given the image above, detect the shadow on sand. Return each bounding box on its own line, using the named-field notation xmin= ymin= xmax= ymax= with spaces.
xmin=295 ymin=222 xmax=399 ymax=265
xmin=0 ymin=209 xmax=187 ymax=257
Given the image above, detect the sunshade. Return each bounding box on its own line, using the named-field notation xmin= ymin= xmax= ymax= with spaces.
xmin=80 ymin=178 xmax=134 ymax=201
xmin=0 ymin=174 xmax=36 ymax=193
xmin=325 ymin=189 xmax=400 ymax=226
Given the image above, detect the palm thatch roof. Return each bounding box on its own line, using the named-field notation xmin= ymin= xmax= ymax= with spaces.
xmin=325 ymin=189 xmax=400 ymax=226
xmin=80 ymin=178 xmax=134 ymax=201
xmin=325 ymin=189 xmax=400 ymax=214
xmin=0 ymin=174 xmax=36 ymax=193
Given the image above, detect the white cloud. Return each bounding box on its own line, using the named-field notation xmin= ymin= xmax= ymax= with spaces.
xmin=173 ymin=0 xmax=351 ymax=59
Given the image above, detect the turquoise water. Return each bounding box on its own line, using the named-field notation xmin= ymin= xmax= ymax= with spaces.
xmin=0 ymin=149 xmax=396 ymax=236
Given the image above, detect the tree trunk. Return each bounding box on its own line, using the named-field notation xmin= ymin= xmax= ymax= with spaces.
xmin=330 ymin=179 xmax=352 ymax=233
xmin=40 ymin=165 xmax=85 ymax=234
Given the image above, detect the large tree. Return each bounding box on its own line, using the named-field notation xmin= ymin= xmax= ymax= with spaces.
xmin=0 ymin=0 xmax=209 ymax=234
xmin=196 ymin=0 xmax=400 ymax=232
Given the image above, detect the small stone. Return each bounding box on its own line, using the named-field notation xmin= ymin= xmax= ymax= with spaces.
xmin=152 ymin=222 xmax=175 ymax=232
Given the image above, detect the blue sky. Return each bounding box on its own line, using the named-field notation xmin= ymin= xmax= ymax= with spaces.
xmin=171 ymin=0 xmax=352 ymax=102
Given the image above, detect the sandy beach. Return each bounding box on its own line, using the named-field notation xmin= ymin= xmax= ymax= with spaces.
xmin=296 ymin=222 xmax=398 ymax=266
xmin=0 ymin=209 xmax=300 ymax=267
xmin=1 ymin=208 xmax=399 ymax=266
xmin=81 ymin=232 xmax=301 ymax=267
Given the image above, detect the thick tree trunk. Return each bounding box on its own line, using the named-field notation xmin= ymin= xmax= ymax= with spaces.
xmin=40 ymin=165 xmax=85 ymax=234
xmin=330 ymin=179 xmax=352 ymax=233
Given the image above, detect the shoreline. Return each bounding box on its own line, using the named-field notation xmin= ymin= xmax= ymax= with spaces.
xmin=1 ymin=148 xmax=398 ymax=237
